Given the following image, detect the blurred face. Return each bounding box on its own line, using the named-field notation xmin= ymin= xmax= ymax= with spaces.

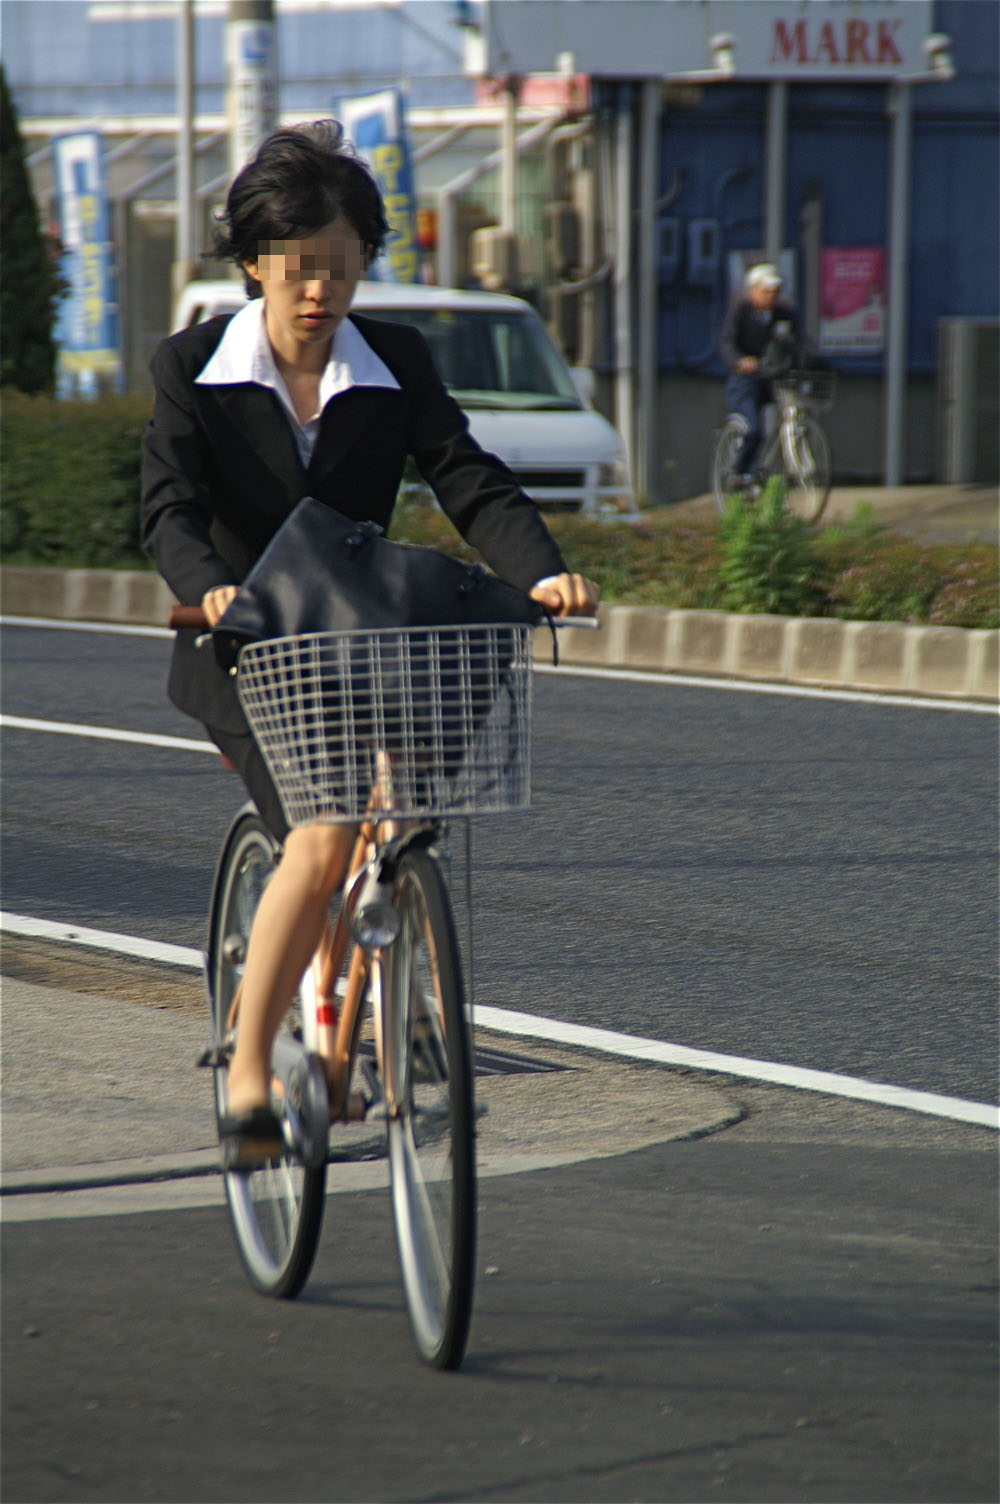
xmin=243 ymin=215 xmax=369 ymax=360
xmin=748 ymin=281 xmax=781 ymax=310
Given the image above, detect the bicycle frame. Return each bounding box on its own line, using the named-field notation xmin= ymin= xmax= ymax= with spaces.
xmin=261 ymin=807 xmax=441 ymax=1135
xmin=751 ymin=389 xmax=807 ymax=466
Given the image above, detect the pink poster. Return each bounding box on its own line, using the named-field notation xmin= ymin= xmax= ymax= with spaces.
xmin=819 ymin=247 xmax=885 ymax=351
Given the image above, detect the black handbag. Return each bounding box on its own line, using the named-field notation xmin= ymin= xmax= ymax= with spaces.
xmin=212 ymin=498 xmax=552 ymax=789
xmin=212 ymin=496 xmax=547 ymax=669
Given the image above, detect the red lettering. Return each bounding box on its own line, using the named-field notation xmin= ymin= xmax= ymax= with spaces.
xmin=877 ymin=20 xmax=902 ymax=63
xmin=772 ymin=19 xmax=807 ymax=63
xmin=815 ymin=21 xmax=840 ymax=64
xmin=845 ymin=19 xmax=871 ymax=64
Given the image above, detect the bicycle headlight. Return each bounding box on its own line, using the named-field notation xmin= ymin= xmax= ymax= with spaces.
xmin=348 ymin=866 xmax=401 ymax=950
xmin=352 ymin=899 xmax=401 ymax=951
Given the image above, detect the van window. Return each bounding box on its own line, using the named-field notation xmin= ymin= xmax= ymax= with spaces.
xmin=358 ymin=307 xmax=582 ymax=412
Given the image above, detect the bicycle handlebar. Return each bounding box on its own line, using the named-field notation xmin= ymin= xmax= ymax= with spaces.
xmin=167 ymin=606 xmax=601 ymax=632
xmin=168 ymin=604 xmax=210 ymax=630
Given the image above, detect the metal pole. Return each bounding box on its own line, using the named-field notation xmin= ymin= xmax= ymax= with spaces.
xmin=764 ymin=80 xmax=787 ymax=261
xmin=500 ymin=79 xmax=517 ymax=234
xmin=172 ymin=0 xmax=196 ymax=306
xmin=613 ymin=84 xmax=635 ymax=491
xmin=636 ymin=79 xmax=659 ymax=503
xmin=884 ymin=81 xmax=912 ymax=486
xmin=227 ymin=0 xmax=277 ymax=181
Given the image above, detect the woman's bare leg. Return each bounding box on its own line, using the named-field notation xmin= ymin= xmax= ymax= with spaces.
xmin=226 ymin=822 xmax=356 ymax=1116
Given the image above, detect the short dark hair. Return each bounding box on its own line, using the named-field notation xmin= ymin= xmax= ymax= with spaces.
xmin=213 ymin=120 xmax=390 ymax=296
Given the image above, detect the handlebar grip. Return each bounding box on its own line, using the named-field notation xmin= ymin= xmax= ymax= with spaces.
xmin=168 ymin=604 xmax=210 ymax=630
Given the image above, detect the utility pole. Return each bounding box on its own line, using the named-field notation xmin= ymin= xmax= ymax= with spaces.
xmin=172 ymin=0 xmax=197 ymax=306
xmin=227 ymin=0 xmax=278 ymax=181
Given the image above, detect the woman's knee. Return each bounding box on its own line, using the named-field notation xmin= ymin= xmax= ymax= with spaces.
xmin=282 ymin=823 xmax=354 ymax=894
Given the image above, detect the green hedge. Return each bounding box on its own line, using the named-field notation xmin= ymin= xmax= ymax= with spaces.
xmin=2 ymin=394 xmax=997 ymax=629
xmin=391 ymin=489 xmax=999 ymax=629
xmin=1 ymin=391 xmax=151 ymax=567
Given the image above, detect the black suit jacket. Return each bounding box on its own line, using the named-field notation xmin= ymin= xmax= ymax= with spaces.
xmin=718 ymin=299 xmax=799 ymax=373
xmin=141 ymin=310 xmax=566 ymax=732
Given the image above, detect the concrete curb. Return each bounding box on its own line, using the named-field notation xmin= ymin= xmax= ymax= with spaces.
xmin=551 ymin=603 xmax=999 ymax=702
xmin=3 ymin=565 xmax=997 ymax=702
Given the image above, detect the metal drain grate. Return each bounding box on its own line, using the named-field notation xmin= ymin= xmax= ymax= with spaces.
xmin=356 ymin=1040 xmax=568 ymax=1078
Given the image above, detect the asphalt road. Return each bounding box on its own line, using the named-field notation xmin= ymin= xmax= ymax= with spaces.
xmin=3 ymin=1118 xmax=997 ymax=1504
xmin=2 ymin=622 xmax=998 ymax=1504
xmin=2 ymin=622 xmax=997 ymax=1103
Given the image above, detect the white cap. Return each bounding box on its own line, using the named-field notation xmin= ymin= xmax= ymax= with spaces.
xmin=746 ymin=262 xmax=782 ymax=290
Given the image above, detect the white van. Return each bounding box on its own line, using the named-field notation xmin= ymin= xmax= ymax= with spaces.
xmin=171 ymin=279 xmax=634 ymax=515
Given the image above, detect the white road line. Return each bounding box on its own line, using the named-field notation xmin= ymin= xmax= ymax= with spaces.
xmin=535 ymin=662 xmax=998 ymax=714
xmin=4 ymin=615 xmax=993 ymax=714
xmin=0 ymin=714 xmax=214 ymax=754
xmin=2 ymin=615 xmax=171 ymax=638
xmin=2 ymin=911 xmax=203 ymax=968
xmin=471 ymin=1005 xmax=999 ymax=1130
xmin=3 ymin=910 xmax=996 ymax=1131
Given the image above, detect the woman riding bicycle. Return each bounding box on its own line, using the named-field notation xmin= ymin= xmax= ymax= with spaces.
xmin=140 ymin=120 xmax=598 ymax=1166
xmin=718 ymin=262 xmax=799 ymax=486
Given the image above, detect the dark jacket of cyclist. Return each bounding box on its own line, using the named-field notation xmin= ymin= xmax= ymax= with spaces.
xmin=719 ymin=263 xmax=799 ymax=479
xmin=141 ymin=124 xmax=597 ymax=837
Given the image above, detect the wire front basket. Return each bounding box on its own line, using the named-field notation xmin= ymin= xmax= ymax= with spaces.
xmin=779 ymin=368 xmax=837 ymax=411
xmin=235 ymin=624 xmax=533 ymax=826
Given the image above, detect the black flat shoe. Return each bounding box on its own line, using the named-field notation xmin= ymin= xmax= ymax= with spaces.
xmin=218 ymin=1105 xmax=284 ymax=1169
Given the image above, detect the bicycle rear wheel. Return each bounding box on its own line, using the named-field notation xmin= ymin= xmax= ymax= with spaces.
xmin=782 ymin=412 xmax=832 ymax=523
xmin=208 ymin=809 xmax=326 ymax=1299
xmin=382 ymin=847 xmax=475 ymax=1369
xmin=710 ymin=416 xmax=748 ymax=512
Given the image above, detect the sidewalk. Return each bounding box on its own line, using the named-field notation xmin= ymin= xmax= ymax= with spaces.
xmin=673 ymin=482 xmax=998 ymax=546
xmin=0 ymin=964 xmax=740 ymax=1205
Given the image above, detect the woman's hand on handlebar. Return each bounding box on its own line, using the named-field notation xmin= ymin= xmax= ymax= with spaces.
xmin=202 ymin=585 xmax=239 ymax=626
xmin=530 ymin=572 xmax=600 ymax=617
xmin=168 ymin=585 xmax=237 ymax=632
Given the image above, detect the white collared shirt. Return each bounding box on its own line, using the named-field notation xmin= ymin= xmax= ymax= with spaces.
xmin=194 ymin=298 xmax=400 ymax=467
xmin=193 ymin=298 xmax=565 ymax=598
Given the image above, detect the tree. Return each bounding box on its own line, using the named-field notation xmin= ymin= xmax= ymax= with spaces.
xmin=1 ymin=64 xmax=59 ymax=394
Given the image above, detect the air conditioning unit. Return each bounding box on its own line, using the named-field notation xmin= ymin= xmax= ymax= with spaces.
xmin=938 ymin=319 xmax=1000 ymax=483
xmin=468 ymin=227 xmax=539 ymax=290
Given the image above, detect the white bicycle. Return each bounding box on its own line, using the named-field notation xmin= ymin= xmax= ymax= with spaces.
xmin=710 ymin=367 xmax=835 ymax=524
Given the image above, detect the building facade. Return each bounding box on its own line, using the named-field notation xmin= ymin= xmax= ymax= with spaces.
xmin=4 ymin=0 xmax=997 ymax=498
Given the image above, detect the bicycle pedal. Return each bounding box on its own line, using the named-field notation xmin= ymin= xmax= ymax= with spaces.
xmin=196 ymin=1044 xmax=228 ymax=1069
xmin=356 ymin=1057 xmax=384 ymax=1119
xmin=284 ymin=1054 xmax=330 ymax=1169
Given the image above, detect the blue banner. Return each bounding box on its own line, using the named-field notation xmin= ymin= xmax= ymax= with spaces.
xmin=338 ymin=89 xmax=419 ymax=284
xmin=51 ymin=131 xmax=121 ymax=393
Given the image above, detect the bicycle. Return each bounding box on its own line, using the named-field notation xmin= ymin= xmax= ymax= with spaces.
xmin=168 ymin=609 xmax=585 ymax=1369
xmin=710 ymin=366 xmax=836 ymax=524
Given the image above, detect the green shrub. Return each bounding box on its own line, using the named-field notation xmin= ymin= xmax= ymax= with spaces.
xmin=814 ymin=504 xmax=999 ymax=628
xmin=717 ymin=477 xmax=820 ymax=616
xmin=1 ymin=391 xmax=151 ymax=567
xmin=925 ymin=550 xmax=1000 ymax=629
xmin=0 ymin=66 xmax=59 ymax=395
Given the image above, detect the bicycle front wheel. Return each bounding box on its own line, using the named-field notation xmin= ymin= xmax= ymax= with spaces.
xmin=710 ymin=416 xmax=748 ymax=512
xmin=208 ymin=810 xmax=326 ymax=1300
xmin=382 ymin=847 xmax=475 ymax=1369
xmin=782 ymin=412 xmax=832 ymax=523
